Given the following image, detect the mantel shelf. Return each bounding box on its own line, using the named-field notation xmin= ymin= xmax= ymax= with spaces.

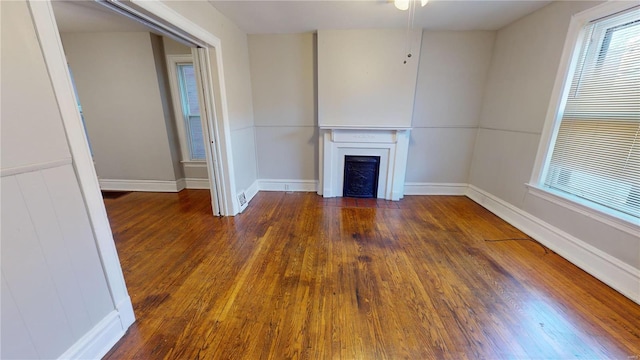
xmin=319 ymin=126 xmax=412 ymax=131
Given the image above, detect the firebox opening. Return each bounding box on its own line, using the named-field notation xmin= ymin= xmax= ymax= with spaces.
xmin=343 ymin=155 xmax=381 ymax=198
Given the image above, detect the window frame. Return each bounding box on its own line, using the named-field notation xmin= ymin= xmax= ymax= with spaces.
xmin=529 ymin=1 xmax=640 ymax=230
xmin=166 ymin=54 xmax=207 ymax=165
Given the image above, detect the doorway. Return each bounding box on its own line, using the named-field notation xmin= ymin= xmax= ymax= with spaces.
xmin=50 ymin=0 xmax=227 ymax=216
xmin=27 ymin=1 xmax=240 ymax=353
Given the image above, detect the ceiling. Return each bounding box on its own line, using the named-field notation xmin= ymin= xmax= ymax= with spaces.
xmin=210 ymin=0 xmax=554 ymax=34
xmin=52 ymin=0 xmax=553 ymax=34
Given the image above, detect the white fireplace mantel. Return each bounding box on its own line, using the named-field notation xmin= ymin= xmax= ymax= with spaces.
xmin=318 ymin=127 xmax=411 ymax=200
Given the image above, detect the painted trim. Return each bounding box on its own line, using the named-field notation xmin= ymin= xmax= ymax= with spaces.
xmin=184 ymin=177 xmax=210 ymax=189
xmin=176 ymin=178 xmax=187 ymax=192
xmin=115 ymin=296 xmax=135 ymax=331
xmin=130 ymin=0 xmax=240 ymax=216
xmin=182 ymin=161 xmax=207 ymax=168
xmin=28 ymin=3 xmax=135 ymax=355
xmin=57 ymin=310 xmax=125 ymax=360
xmin=99 ymin=179 xmax=180 ymax=192
xmin=527 ymin=185 xmax=639 ymax=236
xmin=0 ymin=158 xmax=72 ymax=177
xmin=259 ymin=179 xmax=318 ymax=192
xmin=404 ymin=182 xmax=468 ymax=196
xmin=466 ymin=185 xmax=640 ymax=304
xmin=98 ymin=178 xmax=210 ymax=192
xmin=193 ymin=48 xmax=225 ymax=216
xmin=235 ymin=181 xmax=258 ymax=213
xmin=530 ymin=1 xmax=640 ymax=184
xmin=128 ymin=0 xmax=221 ymax=48
xmin=246 ymin=179 xmax=260 ymax=203
xmin=166 ymin=54 xmax=196 ymax=163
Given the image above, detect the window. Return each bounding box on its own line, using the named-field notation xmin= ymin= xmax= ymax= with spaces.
xmin=167 ymin=55 xmax=206 ymax=163
xmin=176 ymin=63 xmax=206 ymax=161
xmin=541 ymin=6 xmax=639 ymax=220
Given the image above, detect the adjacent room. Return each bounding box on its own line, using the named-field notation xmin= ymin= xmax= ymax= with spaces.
xmin=1 ymin=0 xmax=638 ymax=359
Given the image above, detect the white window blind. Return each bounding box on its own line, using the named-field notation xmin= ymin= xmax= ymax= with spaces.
xmin=544 ymin=6 xmax=640 ymax=219
xmin=177 ymin=63 xmax=206 ymax=161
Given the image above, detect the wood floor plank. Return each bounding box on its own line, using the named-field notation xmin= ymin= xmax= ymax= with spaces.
xmin=102 ymin=190 xmax=640 ymax=359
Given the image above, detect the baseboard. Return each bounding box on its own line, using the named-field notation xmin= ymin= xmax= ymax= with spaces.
xmin=116 ymin=296 xmax=135 ymax=329
xmin=404 ymin=182 xmax=468 ymax=195
xmin=99 ymin=179 xmax=179 ymax=192
xmin=57 ymin=310 xmax=126 ymax=360
xmin=246 ymin=180 xmax=260 ymax=203
xmin=466 ymin=185 xmax=640 ymax=304
xmin=258 ymin=179 xmax=318 ymax=192
xmin=184 ymin=178 xmax=210 ymax=190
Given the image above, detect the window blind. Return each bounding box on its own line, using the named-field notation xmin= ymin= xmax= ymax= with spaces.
xmin=544 ymin=6 xmax=640 ymax=219
xmin=177 ymin=64 xmax=206 ymax=161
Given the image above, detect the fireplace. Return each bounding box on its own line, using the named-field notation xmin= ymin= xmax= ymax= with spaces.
xmin=343 ymin=156 xmax=380 ymax=198
xmin=318 ymin=127 xmax=410 ymax=200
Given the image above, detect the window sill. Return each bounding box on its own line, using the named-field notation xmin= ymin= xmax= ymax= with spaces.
xmin=525 ymin=184 xmax=639 ymax=237
xmin=181 ymin=161 xmax=207 ymax=168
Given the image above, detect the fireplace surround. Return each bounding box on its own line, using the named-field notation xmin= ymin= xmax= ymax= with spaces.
xmin=318 ymin=127 xmax=410 ymax=200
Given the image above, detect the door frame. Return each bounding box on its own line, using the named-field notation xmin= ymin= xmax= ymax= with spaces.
xmin=27 ymin=0 xmax=241 ymax=345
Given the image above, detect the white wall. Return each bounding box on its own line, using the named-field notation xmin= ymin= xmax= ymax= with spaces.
xmin=1 ymin=1 xmax=116 ymax=358
xmin=249 ymin=33 xmax=318 ymax=181
xmin=407 ymin=31 xmax=495 ymax=184
xmin=470 ymin=1 xmax=639 ymax=270
xmin=317 ymin=29 xmax=422 ymax=128
xmin=61 ymin=32 xmax=180 ymax=182
xmin=160 ymin=1 xmax=258 ymax=194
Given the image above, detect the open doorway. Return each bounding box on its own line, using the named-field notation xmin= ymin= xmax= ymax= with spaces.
xmin=51 ymin=0 xmax=223 ymax=215
xmin=28 ymin=1 xmax=239 ymax=355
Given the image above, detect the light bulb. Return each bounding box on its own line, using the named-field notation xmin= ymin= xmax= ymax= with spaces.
xmin=394 ymin=0 xmax=409 ymax=11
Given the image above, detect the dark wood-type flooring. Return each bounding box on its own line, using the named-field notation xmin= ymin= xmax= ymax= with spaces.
xmin=103 ymin=190 xmax=640 ymax=359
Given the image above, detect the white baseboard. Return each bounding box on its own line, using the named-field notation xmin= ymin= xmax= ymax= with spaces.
xmin=184 ymin=178 xmax=210 ymax=190
xmin=466 ymin=185 xmax=639 ymax=304
xmin=99 ymin=178 xmax=210 ymax=192
xmin=404 ymin=182 xmax=468 ymax=195
xmin=258 ymin=179 xmax=318 ymax=192
xmin=246 ymin=180 xmax=260 ymax=203
xmin=116 ymin=296 xmax=135 ymax=329
xmin=57 ymin=310 xmax=126 ymax=360
xmin=99 ymin=179 xmax=179 ymax=192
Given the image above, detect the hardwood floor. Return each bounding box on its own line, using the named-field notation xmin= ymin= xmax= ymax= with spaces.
xmin=103 ymin=190 xmax=640 ymax=359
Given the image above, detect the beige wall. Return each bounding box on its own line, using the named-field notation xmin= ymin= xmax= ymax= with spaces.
xmin=62 ymin=32 xmax=180 ymax=182
xmin=250 ymin=33 xmax=317 ymax=180
xmin=163 ymin=36 xmax=191 ymax=55
xmin=1 ymin=4 xmax=71 ymax=170
xmin=470 ymin=0 xmax=600 ymax=205
xmin=150 ymin=33 xmax=185 ymax=181
xmin=160 ymin=1 xmax=258 ymax=192
xmin=248 ymin=31 xmax=494 ymax=184
xmin=317 ymin=29 xmax=422 ymax=128
xmin=1 ymin=1 xmax=115 ymax=358
xmin=407 ymin=31 xmax=495 ymax=183
xmin=469 ymin=0 xmax=639 ymax=269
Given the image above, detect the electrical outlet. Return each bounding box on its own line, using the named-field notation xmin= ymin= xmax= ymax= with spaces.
xmin=284 ymin=184 xmax=290 ymax=191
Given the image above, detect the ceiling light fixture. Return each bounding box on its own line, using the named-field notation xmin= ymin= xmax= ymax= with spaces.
xmin=394 ymin=0 xmax=428 ymax=11
xmin=396 ymin=0 xmax=427 ymax=64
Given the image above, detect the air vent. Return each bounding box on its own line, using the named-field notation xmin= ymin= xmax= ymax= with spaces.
xmin=237 ymin=191 xmax=247 ymax=208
